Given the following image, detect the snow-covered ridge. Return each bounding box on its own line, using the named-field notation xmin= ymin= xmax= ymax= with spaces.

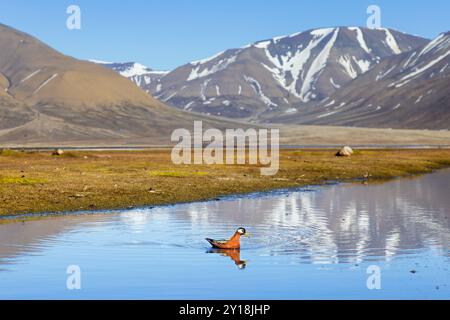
xmin=190 ymin=51 xmax=226 ymax=65
xmin=89 ymin=59 xmax=113 ymax=64
xmin=90 ymin=60 xmax=169 ymax=78
xmin=118 ymin=63 xmax=152 ymax=77
xmin=249 ymin=27 xmax=337 ymax=49
xmin=187 ymin=54 xmax=238 ymax=81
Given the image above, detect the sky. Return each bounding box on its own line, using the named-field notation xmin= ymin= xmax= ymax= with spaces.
xmin=0 ymin=0 xmax=449 ymax=70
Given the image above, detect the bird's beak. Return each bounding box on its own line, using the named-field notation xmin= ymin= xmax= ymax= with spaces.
xmin=244 ymin=232 xmax=251 ymax=238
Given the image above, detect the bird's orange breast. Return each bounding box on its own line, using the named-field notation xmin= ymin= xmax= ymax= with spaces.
xmin=209 ymin=232 xmax=241 ymax=249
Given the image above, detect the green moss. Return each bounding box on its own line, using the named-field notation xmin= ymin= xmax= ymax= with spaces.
xmin=0 ymin=177 xmax=47 ymax=185
xmin=0 ymin=149 xmax=21 ymax=157
xmin=0 ymin=149 xmax=449 ymax=217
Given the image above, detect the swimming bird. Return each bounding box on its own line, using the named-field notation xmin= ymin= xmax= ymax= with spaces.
xmin=205 ymin=227 xmax=249 ymax=250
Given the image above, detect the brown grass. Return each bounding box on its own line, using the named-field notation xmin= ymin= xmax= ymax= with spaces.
xmin=1 ymin=149 xmax=450 ymax=216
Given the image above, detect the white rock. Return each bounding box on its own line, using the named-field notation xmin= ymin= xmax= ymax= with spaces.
xmin=336 ymin=146 xmax=354 ymax=157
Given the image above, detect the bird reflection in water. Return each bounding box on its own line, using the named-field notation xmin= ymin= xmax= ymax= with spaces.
xmin=207 ymin=249 xmax=247 ymax=269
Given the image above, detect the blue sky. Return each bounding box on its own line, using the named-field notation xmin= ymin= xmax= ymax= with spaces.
xmin=0 ymin=0 xmax=449 ymax=70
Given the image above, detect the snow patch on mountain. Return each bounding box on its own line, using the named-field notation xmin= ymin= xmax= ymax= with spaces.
xmin=200 ymin=79 xmax=211 ymax=101
xmin=403 ymin=52 xmax=417 ymax=68
xmin=415 ymin=95 xmax=423 ymax=104
xmin=244 ymin=75 xmax=278 ymax=107
xmin=260 ymin=28 xmax=338 ymax=100
xmin=348 ymin=27 xmax=371 ymax=54
xmin=119 ymin=63 xmax=152 ymax=77
xmin=330 ymin=77 xmax=341 ymax=89
xmin=20 ymin=69 xmax=41 ymax=83
xmin=418 ymin=34 xmax=447 ymax=58
xmin=187 ymin=55 xmax=237 ymax=81
xmin=33 ymin=73 xmax=58 ymax=94
xmin=162 ymin=92 xmax=177 ymax=102
xmin=89 ymin=59 xmax=113 ymax=64
xmin=324 ymin=99 xmax=335 ymax=107
xmin=339 ymin=55 xmax=358 ymax=79
xmin=285 ymin=108 xmax=298 ymax=114
xmin=190 ymin=51 xmax=226 ymax=65
xmin=184 ymin=101 xmax=195 ymax=110
xmin=353 ymin=57 xmax=371 ymax=73
xmin=376 ymin=65 xmax=397 ymax=81
xmin=299 ymin=28 xmax=339 ymax=101
xmin=391 ymin=50 xmax=450 ymax=88
xmin=91 ymin=60 xmax=169 ymax=80
xmin=254 ymin=40 xmax=272 ymax=49
xmin=381 ymin=28 xmax=402 ymax=54
xmin=317 ymin=110 xmax=339 ymax=118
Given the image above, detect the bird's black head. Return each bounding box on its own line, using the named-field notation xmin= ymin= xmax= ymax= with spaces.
xmin=237 ymin=227 xmax=246 ymax=235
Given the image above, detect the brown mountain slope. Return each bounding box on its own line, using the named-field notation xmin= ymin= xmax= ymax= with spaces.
xmin=0 ymin=23 xmax=155 ymax=107
xmin=0 ymin=23 xmax=243 ymax=145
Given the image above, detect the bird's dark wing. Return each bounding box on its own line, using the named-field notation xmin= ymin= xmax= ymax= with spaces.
xmin=206 ymin=238 xmax=227 ymax=247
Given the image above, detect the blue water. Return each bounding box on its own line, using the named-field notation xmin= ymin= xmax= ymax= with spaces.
xmin=0 ymin=170 xmax=449 ymax=299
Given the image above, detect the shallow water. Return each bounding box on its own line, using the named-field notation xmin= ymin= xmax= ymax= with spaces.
xmin=0 ymin=170 xmax=449 ymax=299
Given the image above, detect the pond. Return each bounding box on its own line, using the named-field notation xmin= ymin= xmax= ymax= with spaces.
xmin=0 ymin=170 xmax=449 ymax=299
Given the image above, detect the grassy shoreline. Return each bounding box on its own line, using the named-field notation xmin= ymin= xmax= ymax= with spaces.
xmin=1 ymin=148 xmax=450 ymax=217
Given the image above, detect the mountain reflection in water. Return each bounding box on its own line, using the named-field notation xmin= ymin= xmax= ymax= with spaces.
xmin=0 ymin=170 xmax=449 ymax=299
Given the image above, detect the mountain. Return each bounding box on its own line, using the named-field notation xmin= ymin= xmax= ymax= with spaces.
xmin=0 ymin=24 xmax=155 ymax=108
xmin=129 ymin=27 xmax=428 ymax=121
xmin=275 ymin=31 xmax=450 ymax=129
xmin=0 ymin=23 xmax=238 ymax=144
xmin=92 ymin=61 xmax=168 ymax=93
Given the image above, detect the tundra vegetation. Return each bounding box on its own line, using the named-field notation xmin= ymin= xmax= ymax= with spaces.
xmin=1 ymin=149 xmax=450 ymax=218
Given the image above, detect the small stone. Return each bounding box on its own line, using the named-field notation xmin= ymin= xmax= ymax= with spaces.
xmin=70 ymin=193 xmax=85 ymax=199
xmin=52 ymin=149 xmax=64 ymax=156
